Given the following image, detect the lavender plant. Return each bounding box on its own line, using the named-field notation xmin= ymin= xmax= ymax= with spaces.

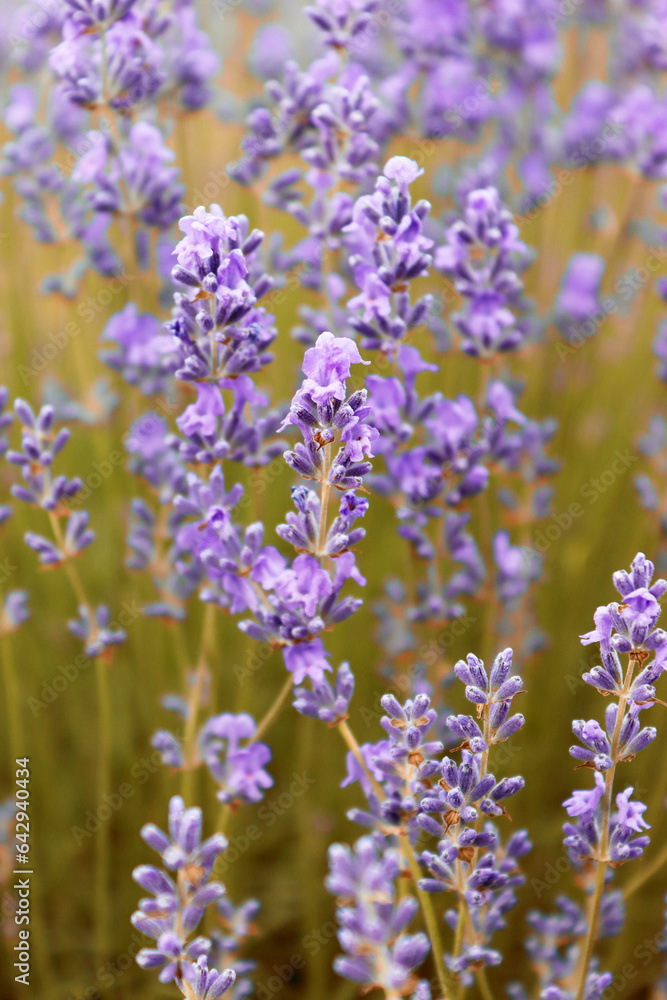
xmin=4 ymin=3 xmax=667 ymax=999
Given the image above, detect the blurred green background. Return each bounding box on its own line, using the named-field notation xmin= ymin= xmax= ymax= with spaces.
xmin=1 ymin=12 xmax=667 ymax=1000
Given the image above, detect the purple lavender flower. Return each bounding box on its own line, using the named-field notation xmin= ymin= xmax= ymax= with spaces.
xmin=326 ymin=836 xmax=431 ymax=994
xmin=344 ymin=156 xmax=434 ymax=352
xmin=68 ymin=603 xmax=126 ymax=657
xmin=167 ymin=207 xmax=276 ymax=384
xmin=614 ymin=787 xmax=650 ymax=834
xmin=305 ymin=0 xmax=381 ymax=51
xmin=133 ymin=796 xmax=232 ymax=989
xmin=198 ymin=714 xmax=273 ymax=806
xmin=563 ymin=773 xmax=605 ymax=820
xmin=101 ymin=303 xmax=176 ymax=395
xmin=8 ymin=401 xmax=82 ymax=510
xmin=209 ymin=895 xmax=259 ymax=999
xmin=178 ymin=955 xmax=236 ymax=1000
xmin=72 ymin=123 xmax=183 ymax=228
xmin=434 ymin=188 xmax=531 ymax=357
xmin=555 ymin=253 xmax=605 ymax=340
xmin=493 ymin=530 xmax=542 ymax=608
xmin=293 ymin=661 xmax=355 ymax=723
xmin=281 ymin=331 xmax=377 ymax=491
xmin=0 ymin=591 xmax=30 ymax=634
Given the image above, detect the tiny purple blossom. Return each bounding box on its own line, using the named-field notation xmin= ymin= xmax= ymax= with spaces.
xmin=283 ymin=638 xmax=332 ymax=685
xmin=563 ymin=771 xmax=605 ymax=819
xmin=615 ymin=788 xmax=650 ymax=833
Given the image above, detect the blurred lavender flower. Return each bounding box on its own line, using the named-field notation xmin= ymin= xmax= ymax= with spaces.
xmin=434 ymin=187 xmax=531 ymax=357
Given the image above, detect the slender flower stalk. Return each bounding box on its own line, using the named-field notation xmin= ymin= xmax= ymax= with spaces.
xmin=182 ymin=604 xmax=217 ymax=806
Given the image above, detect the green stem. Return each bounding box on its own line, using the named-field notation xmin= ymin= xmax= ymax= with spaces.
xmin=216 ymin=802 xmax=233 ymax=836
xmin=400 ymin=832 xmax=456 ymax=999
xmin=1 ymin=626 xmax=51 ymax=991
xmin=574 ymin=858 xmax=608 ymax=1000
xmin=47 ymin=510 xmax=113 ymax=968
xmin=1 ymin=630 xmax=23 ymax=764
xmin=182 ymin=603 xmax=217 ymax=805
xmin=475 ymin=968 xmax=495 ymax=1000
xmin=252 ymin=675 xmax=294 ymax=744
xmin=94 ymin=658 xmax=112 ymax=967
xmin=318 ymin=442 xmax=332 ymax=559
xmin=336 ymin=721 xmax=454 ymax=998
xmin=623 ymin=840 xmax=667 ymax=901
xmin=572 ymin=656 xmax=636 ymax=1000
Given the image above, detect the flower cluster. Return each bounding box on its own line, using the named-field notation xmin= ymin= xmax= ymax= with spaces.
xmin=7 ymin=397 xmax=125 ymax=657
xmin=343 ymin=156 xmax=434 ymax=352
xmin=0 ymin=0 xmax=217 ymax=288
xmin=434 ymin=188 xmax=531 ymax=358
xmin=132 ymin=795 xmax=236 ymax=995
xmin=153 ymin=707 xmax=274 ymax=809
xmin=417 ymin=649 xmax=529 ymax=982
xmin=525 ymin=554 xmax=666 ymax=998
xmin=326 ymin=837 xmax=431 ymax=996
xmin=564 ymin=554 xmax=665 ymax=864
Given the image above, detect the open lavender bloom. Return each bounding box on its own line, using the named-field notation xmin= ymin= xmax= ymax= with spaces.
xmin=208 ymin=895 xmax=259 ymax=1000
xmin=563 ymin=553 xmax=666 ymax=867
xmin=67 ymin=603 xmax=126 ymax=657
xmin=1 ymin=0 xmax=217 ymax=287
xmin=343 ymin=156 xmax=434 ymax=352
xmin=10 ymin=4 xmax=667 ymax=998
xmin=152 ymin=702 xmax=273 ymax=808
xmin=198 ymin=713 xmax=274 ymax=806
xmin=304 ymin=0 xmax=381 ymax=51
xmin=293 ymin=661 xmax=355 ymax=723
xmin=101 ymin=303 xmax=178 ymax=396
xmin=144 ymin=328 xmax=373 ymax=673
xmin=0 ymin=591 xmax=30 ymax=635
xmin=280 ymin=331 xmax=376 ymax=490
xmin=174 ymin=378 xmax=284 ymax=469
xmin=72 ymin=122 xmax=184 ymax=231
xmin=196 ymin=331 xmax=376 ymax=685
xmin=366 ymin=341 xmax=554 ymax=661
xmin=167 ymin=206 xmax=277 ymax=383
xmin=230 ymin=9 xmax=386 ymax=198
